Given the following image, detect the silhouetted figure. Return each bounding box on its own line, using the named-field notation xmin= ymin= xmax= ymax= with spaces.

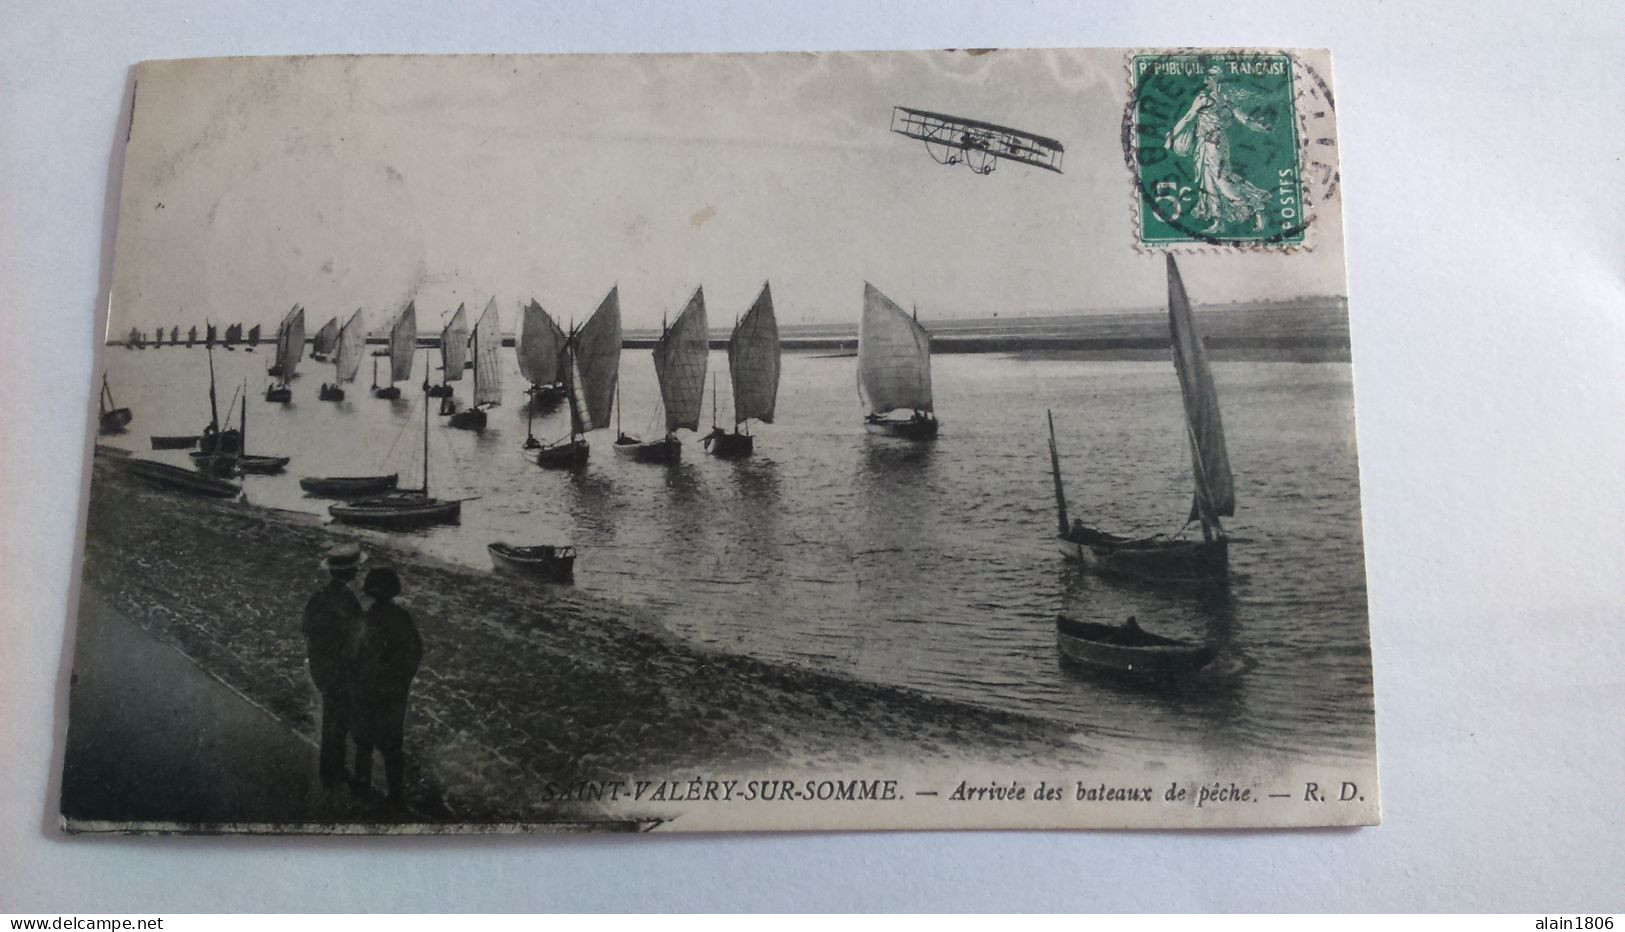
xmin=301 ymin=542 xmax=364 ymax=789
xmin=351 ymin=568 xmax=422 ymax=806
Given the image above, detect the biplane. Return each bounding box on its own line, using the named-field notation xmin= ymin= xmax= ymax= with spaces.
xmin=890 ymin=106 xmax=1064 ymax=175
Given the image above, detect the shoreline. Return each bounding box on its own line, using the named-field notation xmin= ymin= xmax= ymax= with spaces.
xmin=69 ymin=455 xmax=1087 ymax=827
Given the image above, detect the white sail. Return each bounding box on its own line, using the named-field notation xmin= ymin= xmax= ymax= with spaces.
xmin=517 ymin=299 xmax=565 ymax=386
xmin=857 ymin=283 xmax=932 ymax=416
xmin=728 ymin=282 xmax=780 ymax=425
xmin=440 ymin=304 xmax=468 ymax=381
xmin=279 ymin=306 xmax=306 ymax=378
xmin=312 ymin=317 xmax=339 ymax=355
xmin=471 ymin=297 xmax=503 ymax=406
xmin=389 ymin=301 xmax=417 ymax=383
xmin=573 ymin=287 xmax=622 ymax=432
xmin=655 ymin=287 xmax=709 ymax=433
xmin=1167 ymin=255 xmax=1234 ymax=520
xmin=334 ymin=308 xmax=364 ymax=383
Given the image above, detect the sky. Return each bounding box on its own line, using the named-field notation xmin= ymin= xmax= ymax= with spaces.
xmin=109 ymin=50 xmax=1348 ymax=337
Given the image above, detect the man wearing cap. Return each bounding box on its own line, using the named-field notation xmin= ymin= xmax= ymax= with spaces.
xmin=302 ymin=542 xmax=364 ymax=789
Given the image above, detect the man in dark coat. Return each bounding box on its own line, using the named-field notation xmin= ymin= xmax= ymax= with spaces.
xmin=352 ymin=567 xmax=422 ymax=807
xmin=301 ymin=542 xmax=364 ymax=789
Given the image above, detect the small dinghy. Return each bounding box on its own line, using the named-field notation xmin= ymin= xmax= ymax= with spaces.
xmin=150 ymin=434 xmax=199 ymax=450
xmin=329 ymin=491 xmax=461 ymax=529
xmin=1054 ymin=615 xmax=1217 ymax=679
xmin=299 ymin=474 xmax=399 ymax=497
xmin=121 ymin=457 xmax=241 ymax=498
xmin=487 ymin=541 xmax=576 ymax=581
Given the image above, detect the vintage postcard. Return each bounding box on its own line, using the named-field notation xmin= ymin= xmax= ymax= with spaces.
xmin=63 ymin=49 xmax=1376 ymax=833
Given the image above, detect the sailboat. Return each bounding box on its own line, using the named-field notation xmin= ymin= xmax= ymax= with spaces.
xmin=152 ymin=328 xmax=164 ymax=349
xmin=536 ymin=287 xmax=620 ymax=469
xmin=447 ymin=299 xmax=503 ymax=431
xmin=264 ymin=305 xmax=304 ymax=402
xmin=170 ymin=326 xmax=180 ymax=346
xmin=126 ymin=327 xmax=144 ymax=349
xmin=329 ymin=349 xmax=463 ymax=529
xmin=265 ymin=306 xmax=297 ymax=377
xmin=858 ymin=283 xmax=937 ymax=439
xmin=616 ymin=287 xmax=706 ymax=464
xmin=97 ymin=373 xmax=132 ymax=435
xmin=186 ymin=325 xmax=198 ymax=348
xmin=373 ymin=301 xmax=416 ymax=399
xmin=705 ymin=282 xmax=779 ymax=458
xmin=429 ymin=304 xmax=467 ymax=401
xmin=245 ymin=323 xmax=261 ymax=352
xmin=320 ymin=308 xmax=364 ymax=401
xmin=205 ymin=323 xmax=217 ymax=348
xmin=195 ymin=338 xmax=242 ymax=460
xmin=518 ymin=299 xmax=568 ymax=426
xmin=1048 ymin=254 xmax=1234 ymax=586
xmin=197 ymin=379 xmax=289 ymax=474
xmin=310 ymin=316 xmax=339 ymax=362
xmin=223 ymin=323 xmax=242 ymax=350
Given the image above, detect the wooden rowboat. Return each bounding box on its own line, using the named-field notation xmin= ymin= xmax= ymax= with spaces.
xmin=150 ymin=434 xmax=199 ymax=450
xmin=120 ymin=457 xmax=241 ymax=498
xmin=1054 ymin=615 xmax=1217 ymax=679
xmin=299 ymin=474 xmax=399 ymax=497
xmin=328 ymin=491 xmax=461 ymax=529
xmin=487 ymin=541 xmax=576 ymax=581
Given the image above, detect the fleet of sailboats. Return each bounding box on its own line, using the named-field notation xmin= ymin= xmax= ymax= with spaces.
xmin=373 ymin=301 xmax=417 ymax=399
xmin=616 ymin=287 xmax=707 ymax=464
xmin=857 ymin=283 xmax=937 ymax=439
xmin=264 ymin=305 xmax=305 ymax=402
xmin=538 ymin=287 xmax=620 ymax=469
xmin=446 ymin=298 xmax=503 ymax=431
xmin=1048 ymin=254 xmax=1234 ymax=587
xmin=704 ymin=282 xmax=779 ymax=458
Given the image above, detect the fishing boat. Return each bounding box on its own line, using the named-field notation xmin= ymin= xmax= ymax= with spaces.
xmin=121 ymin=457 xmax=241 ymax=498
xmin=373 ymin=302 xmax=416 ymax=399
xmin=126 ymin=327 xmax=144 ymax=350
xmin=1054 ymin=615 xmax=1218 ymax=679
xmin=97 ymin=373 xmax=132 ymax=435
xmin=264 ymin=305 xmax=304 ymax=402
xmin=487 ymin=542 xmax=576 ymax=581
xmin=152 ymin=328 xmax=164 ymax=349
xmin=195 ymin=379 xmax=290 ymax=474
xmin=1048 ymin=254 xmax=1234 ymax=586
xmin=149 ymin=434 xmax=198 ymax=450
xmin=536 ymin=287 xmax=620 ymax=469
xmin=186 ymin=325 xmax=198 ymax=348
xmin=428 ymin=304 xmax=466 ymax=400
xmin=169 ymin=326 xmax=180 ymax=346
xmin=205 ymin=322 xmax=217 ymax=348
xmin=517 ymin=298 xmax=567 ymax=448
xmin=704 ymin=282 xmax=779 ymax=458
xmin=616 ymin=287 xmax=706 ymax=465
xmin=244 ymin=324 xmax=260 ymax=352
xmin=223 ymin=322 xmax=242 ymax=350
xmin=299 ymin=474 xmax=400 ymax=497
xmin=319 ymin=308 xmax=364 ymax=401
xmin=858 ymin=283 xmax=937 ymax=439
xmin=195 ymin=340 xmax=243 ymax=460
xmin=310 ymin=316 xmax=339 ymax=362
xmin=446 ymin=298 xmax=502 ymax=431
xmin=330 ymin=351 xmax=463 ymax=529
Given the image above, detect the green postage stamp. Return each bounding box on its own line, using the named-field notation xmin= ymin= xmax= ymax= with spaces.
xmin=1129 ymin=51 xmax=1311 ymax=248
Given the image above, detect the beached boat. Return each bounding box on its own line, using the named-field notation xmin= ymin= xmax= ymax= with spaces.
xmin=858 ymin=283 xmax=937 ymax=439
xmin=244 ymin=323 xmax=260 ymax=352
xmin=704 ymin=282 xmax=779 ymax=458
xmin=1054 ymin=615 xmax=1217 ymax=678
xmin=429 ymin=304 xmax=467 ymax=400
xmin=331 ymin=349 xmax=463 ymax=529
xmin=149 ymin=434 xmax=198 ymax=450
xmin=299 ymin=473 xmax=399 ymax=497
xmin=310 ymin=316 xmax=338 ymax=361
xmin=487 ymin=542 xmax=576 ymax=581
xmin=617 ymin=287 xmax=707 ymax=465
xmin=1048 ymin=255 xmax=1234 ymax=586
xmin=536 ymin=288 xmax=620 ymax=469
xmin=373 ymin=302 xmax=416 ymax=399
xmin=121 ymin=456 xmax=241 ymax=498
xmin=264 ymin=305 xmax=304 ymax=402
xmin=97 ymin=373 xmax=132 ymax=435
xmin=447 ymin=299 xmax=502 ymax=431
xmin=319 ymin=308 xmax=364 ymax=401
xmin=517 ymin=298 xmax=568 ymax=448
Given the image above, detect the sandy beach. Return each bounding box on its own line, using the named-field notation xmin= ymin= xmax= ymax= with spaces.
xmin=65 ymin=452 xmax=1084 ymax=829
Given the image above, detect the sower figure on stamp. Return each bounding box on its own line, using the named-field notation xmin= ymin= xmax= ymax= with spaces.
xmin=301 ymin=542 xmax=365 ymax=790
xmin=1165 ymin=71 xmax=1273 ymax=234
xmin=351 ymin=567 xmax=422 ymax=807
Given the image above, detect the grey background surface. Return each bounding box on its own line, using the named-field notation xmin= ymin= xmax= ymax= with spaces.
xmin=2 ymin=0 xmax=1623 ymax=912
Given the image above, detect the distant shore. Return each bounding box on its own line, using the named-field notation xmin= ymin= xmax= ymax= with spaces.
xmin=73 ymin=455 xmax=1083 ymax=826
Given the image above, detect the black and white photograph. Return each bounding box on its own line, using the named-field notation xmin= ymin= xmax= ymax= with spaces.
xmin=61 ymin=48 xmax=1376 ymax=833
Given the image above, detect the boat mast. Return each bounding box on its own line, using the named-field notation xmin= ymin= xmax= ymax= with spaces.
xmin=240 ymin=378 xmax=248 ymax=451
xmin=421 ymin=349 xmax=430 ymax=495
xmin=206 ymin=336 xmax=220 ymax=430
xmin=1046 ymin=410 xmax=1070 ymax=537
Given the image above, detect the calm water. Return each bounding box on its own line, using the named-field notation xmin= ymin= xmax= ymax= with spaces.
xmin=98 ymin=344 xmax=1374 ymax=766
